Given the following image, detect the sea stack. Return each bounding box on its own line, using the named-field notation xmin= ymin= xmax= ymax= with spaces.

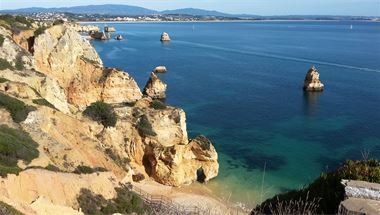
xmin=153 ymin=66 xmax=167 ymax=73
xmin=143 ymin=72 xmax=167 ymax=99
xmin=160 ymin=32 xmax=171 ymax=42
xmin=303 ymin=66 xmax=324 ymax=92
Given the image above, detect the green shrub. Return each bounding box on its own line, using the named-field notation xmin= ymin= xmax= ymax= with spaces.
xmin=45 ymin=164 xmax=61 ymax=172
xmin=34 ymin=26 xmax=47 ymax=37
xmin=104 ymin=148 xmax=130 ymax=170
xmin=0 ymin=58 xmax=13 ymax=70
xmin=32 ymin=99 xmax=56 ymax=109
xmin=136 ymin=115 xmax=156 ymax=136
xmin=77 ymin=185 xmax=148 ymax=215
xmin=14 ymin=56 xmax=24 ymax=71
xmin=0 ymin=125 xmax=39 ymax=177
xmin=0 ymin=92 xmax=36 ymax=123
xmin=252 ymin=159 xmax=380 ymax=214
xmin=0 ymin=15 xmax=32 ymax=32
xmin=0 ymin=201 xmax=23 ymax=215
xmin=73 ymin=165 xmax=107 ymax=174
xmin=0 ymin=77 xmax=8 ymax=83
xmin=0 ymin=35 xmax=4 ymax=46
xmin=196 ymin=135 xmax=212 ymax=150
xmin=83 ymin=101 xmax=117 ymax=127
xmin=53 ymin=19 xmax=64 ymax=25
xmin=150 ymin=100 xmax=167 ymax=110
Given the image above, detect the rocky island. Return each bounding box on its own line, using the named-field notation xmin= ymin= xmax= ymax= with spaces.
xmin=0 ymin=16 xmax=220 ymax=214
xmin=303 ymin=65 xmax=324 ymax=92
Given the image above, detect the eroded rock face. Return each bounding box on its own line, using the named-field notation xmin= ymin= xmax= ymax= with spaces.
xmin=144 ymin=135 xmax=218 ymax=187
xmin=33 ymin=25 xmax=141 ymax=110
xmin=304 ymin=66 xmax=324 ymax=92
xmin=101 ymin=68 xmax=143 ymax=104
xmin=0 ymin=27 xmax=35 ymax=70
xmin=12 ymin=29 xmax=35 ymax=52
xmin=143 ymin=72 xmax=167 ymax=99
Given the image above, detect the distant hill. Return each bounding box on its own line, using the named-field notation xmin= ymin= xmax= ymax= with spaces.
xmin=161 ymin=8 xmax=230 ymax=17
xmin=0 ymin=4 xmax=235 ymax=17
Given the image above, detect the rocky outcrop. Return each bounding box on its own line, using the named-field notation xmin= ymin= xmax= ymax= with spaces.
xmin=0 ymin=69 xmax=71 ymax=113
xmin=304 ymin=66 xmax=324 ymax=91
xmin=153 ymin=66 xmax=167 ymax=73
xmin=160 ymin=32 xmax=171 ymax=41
xmin=101 ymin=68 xmax=143 ymax=104
xmin=144 ymin=135 xmax=218 ymax=186
xmin=0 ymin=27 xmax=35 ymax=70
xmin=12 ymin=29 xmax=35 ymax=52
xmin=33 ymin=25 xmax=141 ymax=110
xmin=338 ymin=180 xmax=380 ymax=215
xmin=143 ymin=72 xmax=167 ymax=99
xmin=69 ymin=23 xmax=100 ymax=33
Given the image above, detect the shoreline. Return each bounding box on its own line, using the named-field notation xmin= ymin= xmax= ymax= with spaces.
xmin=79 ymin=19 xmax=380 ymax=24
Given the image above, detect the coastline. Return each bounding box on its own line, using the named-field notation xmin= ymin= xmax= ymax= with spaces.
xmin=79 ymin=19 xmax=380 ymax=24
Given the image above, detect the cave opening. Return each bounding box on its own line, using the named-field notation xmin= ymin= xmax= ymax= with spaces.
xmin=196 ymin=167 xmax=206 ymax=183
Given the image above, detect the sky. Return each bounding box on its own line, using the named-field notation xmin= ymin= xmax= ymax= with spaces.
xmin=0 ymin=0 xmax=379 ymax=16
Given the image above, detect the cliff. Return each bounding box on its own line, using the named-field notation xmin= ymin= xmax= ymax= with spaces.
xmin=0 ymin=18 xmax=218 ymax=214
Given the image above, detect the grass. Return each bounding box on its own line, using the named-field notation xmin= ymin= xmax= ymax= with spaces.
xmin=0 ymin=77 xmax=9 ymax=83
xmin=150 ymin=100 xmax=167 ymax=110
xmin=32 ymin=99 xmax=56 ymax=109
xmin=14 ymin=57 xmax=24 ymax=71
xmin=0 ymin=35 xmax=4 ymax=46
xmin=0 ymin=58 xmax=13 ymax=70
xmin=252 ymin=159 xmax=380 ymax=214
xmin=104 ymin=148 xmax=130 ymax=170
xmin=0 ymin=201 xmax=23 ymax=215
xmin=77 ymin=185 xmax=148 ymax=215
xmin=83 ymin=102 xmax=117 ymax=127
xmin=136 ymin=115 xmax=157 ymax=137
xmin=73 ymin=165 xmax=107 ymax=174
xmin=0 ymin=125 xmax=39 ymax=177
xmin=0 ymin=92 xmax=36 ymax=123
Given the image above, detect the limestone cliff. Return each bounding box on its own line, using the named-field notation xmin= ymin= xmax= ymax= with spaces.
xmin=0 ymin=19 xmax=219 ymax=214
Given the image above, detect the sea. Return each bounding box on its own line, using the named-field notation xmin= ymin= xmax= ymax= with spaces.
xmin=90 ymin=21 xmax=380 ymax=207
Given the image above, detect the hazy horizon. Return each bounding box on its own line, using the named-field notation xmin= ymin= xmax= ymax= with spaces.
xmin=0 ymin=0 xmax=379 ymax=16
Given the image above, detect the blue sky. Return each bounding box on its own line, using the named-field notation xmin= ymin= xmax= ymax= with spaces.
xmin=1 ymin=0 xmax=379 ymax=16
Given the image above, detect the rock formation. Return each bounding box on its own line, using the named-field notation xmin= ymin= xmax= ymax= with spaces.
xmin=160 ymin=32 xmax=171 ymax=41
xmin=153 ymin=65 xmax=167 ymax=73
xmin=303 ymin=66 xmax=324 ymax=91
xmin=0 ymin=19 xmax=219 ymax=213
xmin=33 ymin=24 xmax=142 ymax=110
xmin=143 ymin=72 xmax=167 ymax=99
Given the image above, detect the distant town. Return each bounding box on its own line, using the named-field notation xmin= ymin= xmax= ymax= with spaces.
xmin=3 ymin=12 xmax=379 ymax=23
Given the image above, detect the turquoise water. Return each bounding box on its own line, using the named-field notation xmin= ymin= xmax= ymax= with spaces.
xmin=91 ymin=21 xmax=380 ymax=206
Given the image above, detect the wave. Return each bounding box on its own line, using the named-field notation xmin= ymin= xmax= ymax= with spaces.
xmin=175 ymin=40 xmax=380 ymax=74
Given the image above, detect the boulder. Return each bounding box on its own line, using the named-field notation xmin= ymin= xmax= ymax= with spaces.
xmin=143 ymin=72 xmax=167 ymax=99
xmin=303 ymin=66 xmax=324 ymax=92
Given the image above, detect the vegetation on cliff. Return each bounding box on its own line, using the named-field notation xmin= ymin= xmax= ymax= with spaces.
xmin=0 ymin=201 xmax=23 ymax=215
xmin=83 ymin=101 xmax=117 ymax=127
xmin=78 ymin=185 xmax=148 ymax=215
xmin=0 ymin=125 xmax=39 ymax=177
xmin=251 ymin=159 xmax=380 ymax=214
xmin=0 ymin=58 xmax=13 ymax=70
xmin=0 ymin=15 xmax=33 ymax=32
xmin=137 ymin=115 xmax=157 ymax=136
xmin=150 ymin=99 xmax=167 ymax=110
xmin=0 ymin=92 xmax=36 ymax=123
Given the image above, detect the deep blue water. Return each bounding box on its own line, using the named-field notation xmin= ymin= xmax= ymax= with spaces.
xmin=90 ymin=21 xmax=380 ymax=206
